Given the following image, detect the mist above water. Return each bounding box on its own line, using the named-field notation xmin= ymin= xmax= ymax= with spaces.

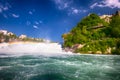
xmin=0 ymin=42 xmax=72 ymax=56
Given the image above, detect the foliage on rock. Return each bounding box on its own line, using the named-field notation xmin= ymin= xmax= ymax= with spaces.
xmin=62 ymin=11 xmax=120 ymax=55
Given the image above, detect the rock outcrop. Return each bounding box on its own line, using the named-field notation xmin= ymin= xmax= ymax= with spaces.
xmin=100 ymin=15 xmax=112 ymax=23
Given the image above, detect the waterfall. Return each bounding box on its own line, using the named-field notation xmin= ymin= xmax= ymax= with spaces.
xmin=0 ymin=42 xmax=62 ymax=53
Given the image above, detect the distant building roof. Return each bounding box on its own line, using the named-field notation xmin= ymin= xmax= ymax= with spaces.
xmin=0 ymin=30 xmax=14 ymax=35
xmin=19 ymin=35 xmax=27 ymax=39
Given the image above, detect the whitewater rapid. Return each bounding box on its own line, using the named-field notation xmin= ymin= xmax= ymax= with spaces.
xmin=0 ymin=42 xmax=72 ymax=56
xmin=0 ymin=42 xmax=120 ymax=80
xmin=0 ymin=54 xmax=120 ymax=80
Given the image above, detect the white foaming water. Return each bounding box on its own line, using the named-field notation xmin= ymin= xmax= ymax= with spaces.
xmin=0 ymin=42 xmax=72 ymax=56
xmin=0 ymin=66 xmax=11 ymax=70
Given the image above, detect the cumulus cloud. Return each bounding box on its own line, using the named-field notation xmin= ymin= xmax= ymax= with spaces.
xmin=33 ymin=25 xmax=39 ymax=29
xmin=90 ymin=0 xmax=120 ymax=9
xmin=12 ymin=14 xmax=19 ymax=18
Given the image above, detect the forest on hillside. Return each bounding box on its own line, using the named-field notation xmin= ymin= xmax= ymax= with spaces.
xmin=62 ymin=11 xmax=120 ymax=55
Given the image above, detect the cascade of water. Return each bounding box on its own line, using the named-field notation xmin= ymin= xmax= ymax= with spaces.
xmin=0 ymin=42 xmax=72 ymax=56
xmin=0 ymin=42 xmax=63 ymax=53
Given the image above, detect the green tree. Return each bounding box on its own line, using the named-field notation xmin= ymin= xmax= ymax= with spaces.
xmin=112 ymin=40 xmax=120 ymax=55
xmin=77 ymin=13 xmax=107 ymax=29
xmin=109 ymin=15 xmax=120 ymax=38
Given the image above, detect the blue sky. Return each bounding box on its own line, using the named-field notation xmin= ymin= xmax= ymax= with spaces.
xmin=0 ymin=0 xmax=120 ymax=42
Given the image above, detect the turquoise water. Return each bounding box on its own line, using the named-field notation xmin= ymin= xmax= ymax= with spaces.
xmin=0 ymin=54 xmax=120 ymax=80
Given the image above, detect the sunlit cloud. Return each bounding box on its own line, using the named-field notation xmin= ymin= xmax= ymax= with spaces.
xmin=72 ymin=8 xmax=79 ymax=14
xmin=33 ymin=25 xmax=39 ymax=29
xmin=12 ymin=14 xmax=19 ymax=18
xmin=90 ymin=0 xmax=120 ymax=9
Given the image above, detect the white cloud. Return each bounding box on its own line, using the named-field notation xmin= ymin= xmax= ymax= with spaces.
xmin=72 ymin=8 xmax=79 ymax=14
xmin=90 ymin=0 xmax=120 ymax=9
xmin=33 ymin=25 xmax=39 ymax=29
xmin=3 ymin=6 xmax=8 ymax=11
xmin=35 ymin=21 xmax=39 ymax=24
xmin=12 ymin=14 xmax=19 ymax=18
xmin=90 ymin=3 xmax=98 ymax=9
xmin=29 ymin=11 xmax=33 ymax=15
xmin=0 ymin=2 xmax=11 ymax=13
xmin=34 ymin=21 xmax=43 ymax=25
xmin=68 ymin=8 xmax=87 ymax=15
xmin=53 ymin=0 xmax=87 ymax=15
xmin=53 ymin=0 xmax=71 ymax=10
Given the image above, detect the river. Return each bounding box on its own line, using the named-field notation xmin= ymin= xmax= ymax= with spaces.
xmin=0 ymin=43 xmax=120 ymax=80
xmin=0 ymin=53 xmax=120 ymax=80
